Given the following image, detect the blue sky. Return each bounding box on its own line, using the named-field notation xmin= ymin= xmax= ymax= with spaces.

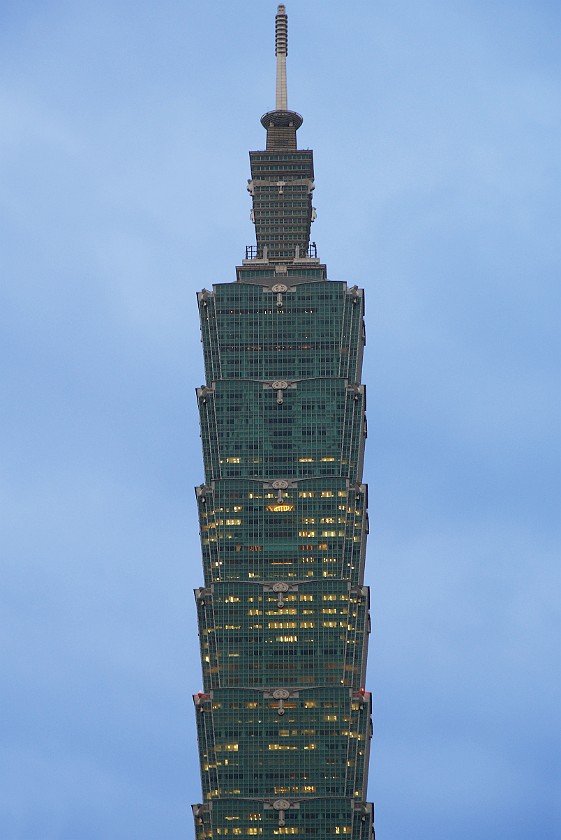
xmin=1 ymin=1 xmax=559 ymax=838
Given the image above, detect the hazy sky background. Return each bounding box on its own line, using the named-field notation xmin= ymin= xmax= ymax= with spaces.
xmin=1 ymin=1 xmax=560 ymax=838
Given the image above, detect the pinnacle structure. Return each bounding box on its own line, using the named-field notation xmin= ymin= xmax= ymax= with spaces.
xmin=191 ymin=6 xmax=374 ymax=839
xmin=275 ymin=4 xmax=288 ymax=110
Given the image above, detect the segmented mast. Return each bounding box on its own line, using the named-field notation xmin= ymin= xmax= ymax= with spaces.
xmin=275 ymin=4 xmax=288 ymax=110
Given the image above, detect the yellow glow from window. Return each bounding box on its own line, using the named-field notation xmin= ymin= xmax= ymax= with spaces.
xmin=268 ymin=743 xmax=297 ymax=750
xmin=268 ymin=621 xmax=297 ymax=629
xmin=267 ymin=503 xmax=294 ymax=512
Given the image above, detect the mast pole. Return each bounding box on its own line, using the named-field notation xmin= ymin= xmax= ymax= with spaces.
xmin=275 ymin=4 xmax=288 ymax=110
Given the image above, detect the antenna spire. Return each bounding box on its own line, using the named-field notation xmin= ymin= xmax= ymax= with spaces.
xmin=260 ymin=4 xmax=302 ymax=149
xmin=275 ymin=5 xmax=288 ymax=110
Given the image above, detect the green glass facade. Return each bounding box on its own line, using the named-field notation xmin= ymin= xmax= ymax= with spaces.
xmin=192 ymin=9 xmax=373 ymax=838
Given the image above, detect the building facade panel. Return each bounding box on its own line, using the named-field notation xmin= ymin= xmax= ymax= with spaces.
xmin=197 ymin=478 xmax=367 ymax=587
xmin=194 ymin=687 xmax=371 ymax=802
xmin=199 ymin=281 xmax=365 ymax=385
xmin=198 ymin=378 xmax=366 ymax=484
xmin=196 ymin=580 xmax=370 ymax=691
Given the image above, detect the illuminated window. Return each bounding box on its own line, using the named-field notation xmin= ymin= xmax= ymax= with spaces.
xmin=268 ymin=621 xmax=297 ymax=629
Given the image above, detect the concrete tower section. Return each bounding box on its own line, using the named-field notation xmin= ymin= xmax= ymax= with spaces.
xmin=192 ymin=6 xmax=374 ymax=838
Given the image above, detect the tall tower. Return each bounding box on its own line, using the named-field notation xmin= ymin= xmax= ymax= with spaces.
xmin=192 ymin=6 xmax=374 ymax=838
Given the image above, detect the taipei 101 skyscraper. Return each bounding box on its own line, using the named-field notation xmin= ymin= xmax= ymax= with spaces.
xmin=191 ymin=6 xmax=374 ymax=838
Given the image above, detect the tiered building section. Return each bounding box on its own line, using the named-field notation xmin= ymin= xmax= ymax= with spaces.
xmin=192 ymin=6 xmax=374 ymax=838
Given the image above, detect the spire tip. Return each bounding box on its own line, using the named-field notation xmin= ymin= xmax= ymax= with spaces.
xmin=275 ymin=4 xmax=288 ymax=109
